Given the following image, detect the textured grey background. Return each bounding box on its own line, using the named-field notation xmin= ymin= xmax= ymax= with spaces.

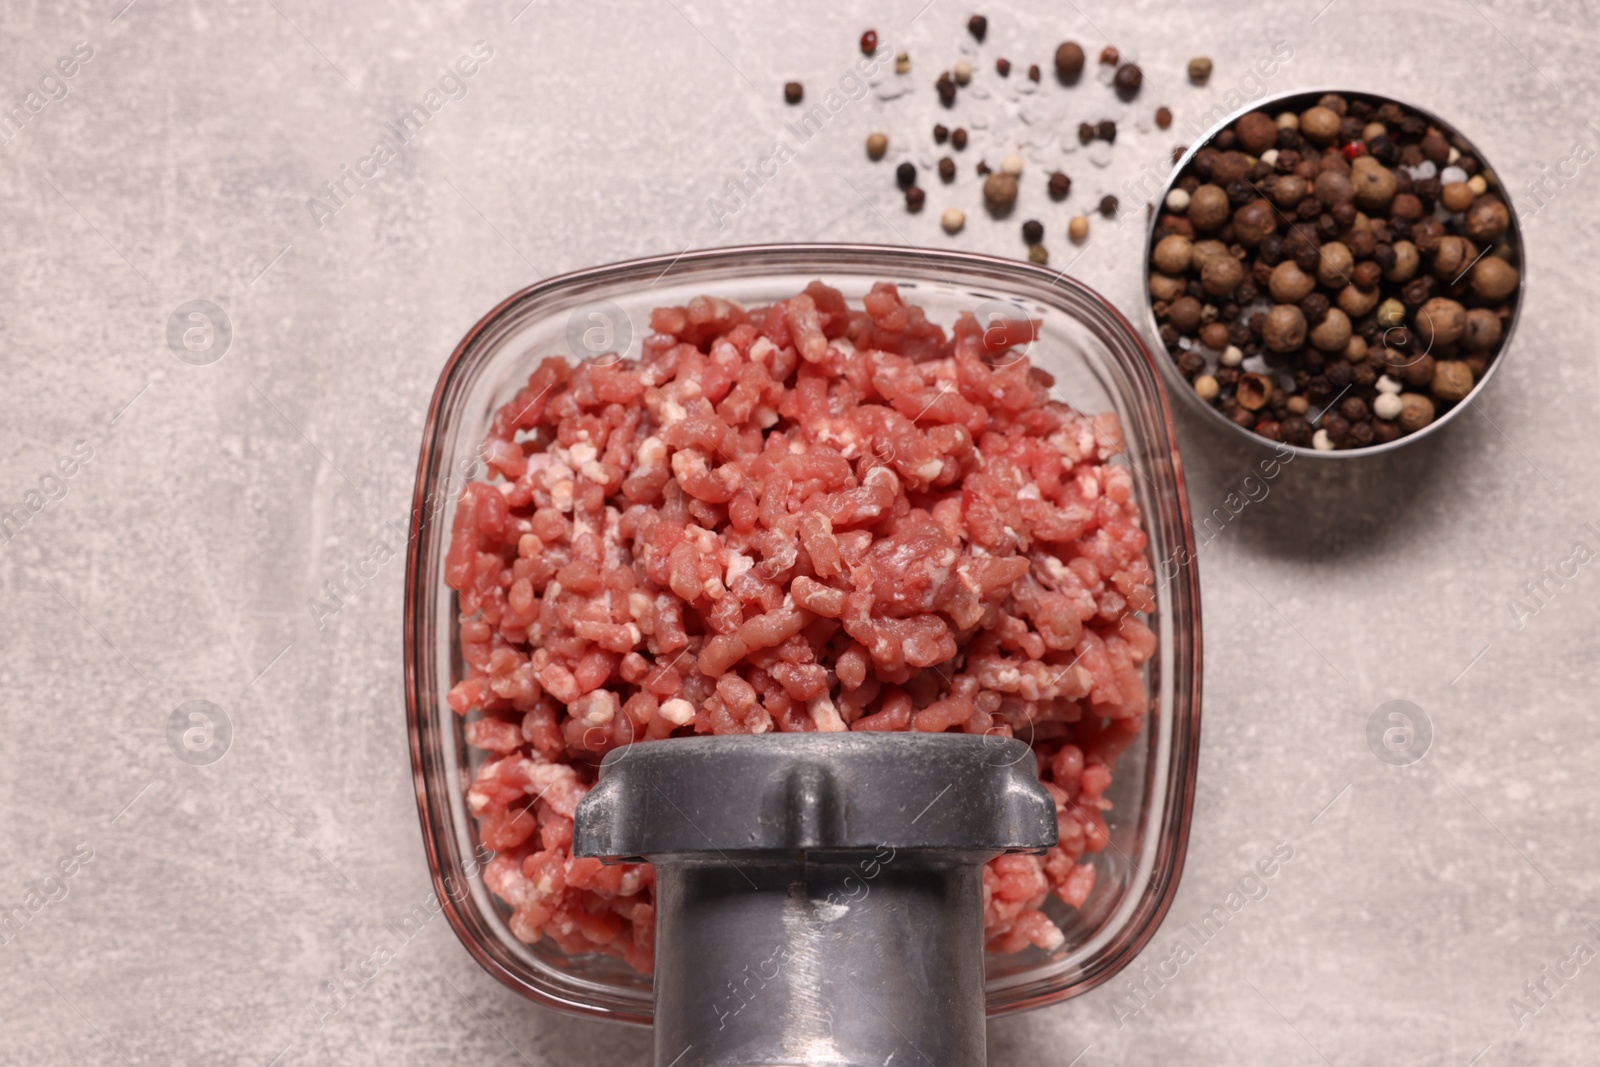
xmin=2 ymin=0 xmax=1597 ymax=1064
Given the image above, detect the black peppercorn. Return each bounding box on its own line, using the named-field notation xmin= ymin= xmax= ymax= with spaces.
xmin=938 ymin=156 xmax=956 ymax=183
xmin=1352 ymin=362 xmax=1377 ymax=388
xmin=1368 ymin=135 xmax=1400 ymax=167
xmin=1296 ymin=197 xmax=1321 ymax=221
xmin=1226 ymin=180 xmax=1255 ymax=207
xmin=936 ymin=73 xmax=956 ymax=106
xmin=1281 ymin=416 xmax=1312 ymax=446
xmin=1158 ymin=323 xmax=1180 ymax=349
xmin=1373 ymin=243 xmax=1397 ymax=271
xmin=968 ymin=14 xmax=987 ymax=41
xmin=1098 ymin=194 xmax=1118 ymax=218
xmin=951 ymin=128 xmax=968 ymax=150
xmin=1215 ymin=367 xmax=1241 ymax=389
xmin=1258 ymin=235 xmax=1285 ymax=265
xmin=1276 ymin=127 xmax=1303 ymax=150
xmin=976 ymin=160 xmax=990 ymax=176
xmin=1028 ymin=63 xmax=1041 ymax=82
xmin=1315 ymin=213 xmax=1340 ymax=241
xmin=896 ymin=161 xmax=917 ymax=189
xmin=1301 ymin=292 xmax=1331 ymax=323
xmin=1048 ymin=171 xmax=1071 ymax=199
xmin=1177 ymin=351 xmax=1205 ymax=378
xmin=1228 ymin=320 xmax=1253 ymax=346
xmin=1096 ymin=119 xmax=1117 ymax=143
xmin=1323 ymin=412 xmax=1351 ymax=440
xmin=934 ymin=124 xmax=949 ymax=144
xmin=905 ymin=186 xmax=926 ymax=212
xmin=1325 ymin=359 xmax=1353 ymax=387
xmin=1113 ymin=63 xmax=1142 ymax=98
xmin=1340 ymin=396 xmax=1369 ymax=422
xmin=784 ymin=81 xmax=803 ymax=105
xmin=1331 ymin=202 xmax=1357 ymax=228
xmin=1078 ymin=122 xmax=1095 ymax=146
xmin=1022 ymin=219 xmax=1044 ymax=244
xmin=1349 ymin=421 xmax=1375 ymax=447
xmin=996 ymin=57 xmax=1011 ymax=76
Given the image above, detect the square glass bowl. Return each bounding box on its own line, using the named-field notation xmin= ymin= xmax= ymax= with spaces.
xmin=404 ymin=244 xmax=1203 ymax=1023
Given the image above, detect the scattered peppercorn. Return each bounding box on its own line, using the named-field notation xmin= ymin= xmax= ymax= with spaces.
xmin=1099 ymin=45 xmax=1119 ymax=65
xmin=953 ymin=59 xmax=973 ymax=85
xmin=951 ymin=128 xmax=968 ymax=150
xmin=1028 ymin=244 xmax=1049 ymax=265
xmin=938 ymin=157 xmax=956 ymax=183
xmin=1077 ymin=122 xmax=1095 ymax=146
xmin=933 ymin=124 xmax=948 ymax=144
xmin=968 ymin=14 xmax=987 ymax=42
xmin=1113 ymin=63 xmax=1143 ymax=98
xmin=784 ymin=81 xmax=803 ymax=105
xmin=941 ymin=208 xmax=965 ymax=234
xmin=860 ymin=29 xmax=878 ymax=55
xmin=1022 ymin=219 xmax=1044 ymax=244
xmin=1155 ymin=106 xmax=1172 ymax=130
xmin=1027 ymin=63 xmax=1040 ymax=82
xmin=1054 ymin=41 xmax=1084 ymax=83
xmin=1048 ymin=171 xmax=1071 ymax=200
xmin=905 ymin=186 xmax=926 ymax=213
xmin=896 ymin=161 xmax=917 ymax=189
xmin=936 ymin=72 xmax=956 ymax=106
xmin=866 ymin=133 xmax=888 ymax=161
xmin=983 ymin=171 xmax=1019 ymax=213
xmin=895 ymin=52 xmax=911 ymax=74
xmin=1096 ymin=119 xmax=1117 ymax=143
xmin=975 ymin=160 xmax=991 ymax=176
xmin=1069 ymin=215 xmax=1089 ymax=242
xmin=996 ymin=57 xmax=1011 ymax=76
xmin=1098 ymin=194 xmax=1118 ymax=218
xmin=1188 ymin=56 xmax=1212 ymax=84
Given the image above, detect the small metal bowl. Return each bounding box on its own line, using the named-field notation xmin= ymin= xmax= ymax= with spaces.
xmin=1141 ymin=87 xmax=1525 ymax=458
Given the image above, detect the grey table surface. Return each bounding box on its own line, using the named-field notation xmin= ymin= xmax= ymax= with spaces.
xmin=3 ymin=0 xmax=1597 ymax=1064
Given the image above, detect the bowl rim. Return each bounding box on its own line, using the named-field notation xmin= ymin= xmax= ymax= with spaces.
xmin=1141 ymin=85 xmax=1525 ymax=459
xmin=404 ymin=242 xmax=1205 ymax=1022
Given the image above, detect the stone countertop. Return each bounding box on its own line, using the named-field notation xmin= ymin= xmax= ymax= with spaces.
xmin=2 ymin=0 xmax=1597 ymax=1064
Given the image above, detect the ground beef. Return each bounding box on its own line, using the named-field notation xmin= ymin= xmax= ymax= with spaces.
xmin=446 ymin=280 xmax=1156 ymax=972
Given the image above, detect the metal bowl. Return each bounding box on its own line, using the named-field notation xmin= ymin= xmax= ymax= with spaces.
xmin=1141 ymin=87 xmax=1525 ymax=458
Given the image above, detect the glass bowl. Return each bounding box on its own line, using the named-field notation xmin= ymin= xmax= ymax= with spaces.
xmin=404 ymin=244 xmax=1203 ymax=1023
xmin=1142 ymin=88 xmax=1524 ymax=458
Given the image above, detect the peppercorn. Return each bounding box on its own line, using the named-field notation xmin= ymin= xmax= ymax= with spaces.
xmin=1398 ymin=393 xmax=1434 ymax=432
xmin=1027 ymin=244 xmax=1049 ymax=265
xmin=968 ymin=14 xmax=987 ymax=41
xmin=1113 ymin=63 xmax=1142 ymax=98
xmin=896 ymin=161 xmax=917 ymax=189
xmin=1188 ymin=56 xmax=1212 ymax=85
xmin=1194 ymin=374 xmax=1220 ymax=400
xmin=1048 ymin=171 xmax=1071 ymax=200
xmin=1078 ymin=122 xmax=1095 ymax=146
xmin=938 ymin=157 xmax=956 ymax=183
xmin=895 ymin=52 xmax=911 ymax=74
xmin=866 ymin=132 xmax=889 ymax=160
xmin=954 ymin=59 xmax=973 ymax=85
xmin=1069 ymin=215 xmax=1089 ymax=243
xmin=1097 ymin=119 xmax=1117 ymax=143
xmin=1022 ymin=219 xmax=1044 ymax=244
xmin=784 ymin=81 xmax=804 ymax=105
xmin=936 ymin=73 xmax=956 ymax=106
xmin=976 ymin=160 xmax=991 ymax=176
xmin=860 ymin=29 xmax=878 ymax=55
xmin=1028 ymin=64 xmax=1040 ymax=81
xmin=951 ymin=128 xmax=968 ymax=150
xmin=983 ymin=172 xmax=1019 ymax=213
xmin=1098 ymin=194 xmax=1118 ymax=218
xmin=996 ymin=57 xmax=1011 ymax=76
xmin=1099 ymin=45 xmax=1119 ymax=65
xmin=904 ymin=186 xmax=926 ymax=213
xmin=1155 ymin=106 xmax=1172 ymax=130
xmin=941 ymin=208 xmax=965 ymax=234
xmin=1055 ymin=41 xmax=1085 ymax=82
xmin=933 ymin=124 xmax=949 ymax=144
